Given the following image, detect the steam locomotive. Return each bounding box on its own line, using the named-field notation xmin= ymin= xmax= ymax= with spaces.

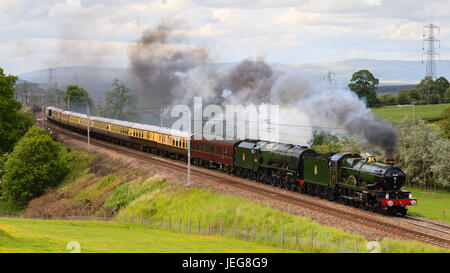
xmin=45 ymin=106 xmax=417 ymax=216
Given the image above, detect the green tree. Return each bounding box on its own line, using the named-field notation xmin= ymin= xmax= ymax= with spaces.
xmin=103 ymin=79 xmax=137 ymax=120
xmin=0 ymin=153 xmax=8 ymax=196
xmin=394 ymin=119 xmax=449 ymax=190
xmin=0 ymin=68 xmax=35 ymax=154
xmin=1 ymin=126 xmax=68 ymax=208
xmin=444 ymin=87 xmax=450 ymax=103
xmin=63 ymin=85 xmax=93 ymax=113
xmin=408 ymin=88 xmax=419 ymax=103
xmin=348 ymin=70 xmax=379 ymax=107
xmin=435 ymin=76 xmax=449 ymax=103
xmin=397 ymin=89 xmax=410 ymax=105
xmin=379 ymin=94 xmax=397 ymax=106
xmin=416 ymin=76 xmax=439 ymax=104
xmin=440 ymin=107 xmax=450 ymax=138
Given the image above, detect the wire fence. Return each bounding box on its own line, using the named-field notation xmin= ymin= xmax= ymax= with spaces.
xmin=0 ymin=210 xmax=392 ymax=253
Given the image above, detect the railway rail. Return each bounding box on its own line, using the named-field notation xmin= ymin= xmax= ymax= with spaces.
xmin=401 ymin=216 xmax=450 ymax=236
xmin=40 ymin=120 xmax=450 ymax=249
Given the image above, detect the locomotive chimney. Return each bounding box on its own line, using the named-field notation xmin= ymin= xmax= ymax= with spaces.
xmin=386 ymin=158 xmax=395 ymax=165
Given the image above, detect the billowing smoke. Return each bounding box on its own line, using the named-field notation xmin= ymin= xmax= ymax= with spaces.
xmin=214 ymin=62 xmax=397 ymax=157
xmin=128 ymin=19 xmax=209 ymax=108
xmin=129 ymin=20 xmax=397 ymax=157
xmin=268 ymin=74 xmax=398 ymax=157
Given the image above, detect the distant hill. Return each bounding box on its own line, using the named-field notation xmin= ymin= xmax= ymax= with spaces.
xmin=376 ymin=84 xmax=416 ymax=95
xmin=18 ymin=58 xmax=450 ymax=101
xmin=18 ymin=67 xmax=136 ymax=103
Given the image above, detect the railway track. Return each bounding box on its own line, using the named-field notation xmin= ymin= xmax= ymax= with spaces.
xmin=401 ymin=216 xmax=450 ymax=236
xmin=41 ymin=120 xmax=450 ymax=249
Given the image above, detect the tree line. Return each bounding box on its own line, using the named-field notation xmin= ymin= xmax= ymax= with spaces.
xmin=1 ymin=69 xmax=144 ymax=210
xmin=15 ymin=78 xmax=138 ymax=121
xmin=348 ymin=70 xmax=450 ymax=107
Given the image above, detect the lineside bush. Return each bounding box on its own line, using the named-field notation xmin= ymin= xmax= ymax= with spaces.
xmin=1 ymin=126 xmax=69 ymax=208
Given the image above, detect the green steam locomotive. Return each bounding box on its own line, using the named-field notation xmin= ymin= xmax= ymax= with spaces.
xmin=233 ymin=141 xmax=416 ymax=215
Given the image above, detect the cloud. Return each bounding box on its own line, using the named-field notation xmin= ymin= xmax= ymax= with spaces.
xmin=381 ymin=22 xmax=423 ymax=40
xmin=1 ymin=0 xmax=450 ymax=75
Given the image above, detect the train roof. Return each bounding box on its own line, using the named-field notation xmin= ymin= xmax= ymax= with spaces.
xmin=259 ymin=141 xmax=313 ymax=156
xmin=195 ymin=135 xmax=243 ymax=145
xmin=330 ymin=152 xmax=362 ymax=161
xmin=47 ymin=107 xmax=189 ymax=138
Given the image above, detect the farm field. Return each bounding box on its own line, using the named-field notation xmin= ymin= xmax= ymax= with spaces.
xmin=405 ymin=187 xmax=450 ymax=223
xmin=0 ymin=217 xmax=295 ymax=253
xmin=372 ymin=103 xmax=449 ymax=121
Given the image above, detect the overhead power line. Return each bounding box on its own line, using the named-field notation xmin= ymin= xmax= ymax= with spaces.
xmin=422 ymin=23 xmax=441 ymax=80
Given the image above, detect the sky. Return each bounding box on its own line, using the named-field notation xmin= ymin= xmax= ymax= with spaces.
xmin=1 ymin=0 xmax=450 ymax=75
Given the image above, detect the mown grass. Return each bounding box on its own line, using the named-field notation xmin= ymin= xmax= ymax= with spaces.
xmin=372 ymin=103 xmax=449 ymax=122
xmin=111 ymin=180 xmax=447 ymax=253
xmin=0 ymin=217 xmax=294 ymax=253
xmin=405 ymin=187 xmax=450 ymax=222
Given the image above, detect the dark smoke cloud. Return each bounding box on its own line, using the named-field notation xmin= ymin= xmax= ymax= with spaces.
xmin=216 ymin=59 xmax=398 ymax=156
xmin=267 ymin=73 xmax=398 ymax=157
xmin=128 ymin=19 xmax=209 ymax=107
xmin=217 ymin=58 xmax=275 ymax=103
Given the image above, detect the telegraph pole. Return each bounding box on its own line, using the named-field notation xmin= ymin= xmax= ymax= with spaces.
xmin=161 ymin=102 xmax=167 ymax=127
xmin=323 ymin=70 xmax=335 ymax=86
xmin=86 ymin=102 xmax=90 ymax=152
xmin=422 ymin=23 xmax=440 ymax=80
xmin=187 ymin=117 xmax=191 ymax=189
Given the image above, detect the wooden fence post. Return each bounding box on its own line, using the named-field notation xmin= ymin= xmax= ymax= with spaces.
xmin=160 ymin=216 xmax=163 ymax=229
xmin=296 ymin=228 xmax=298 ymax=247
xmin=326 ymin=232 xmax=329 ymax=248
xmin=220 ymin=220 xmax=223 ymax=236
xmin=340 ymin=237 xmax=343 ymax=253
xmin=355 ymin=240 xmax=358 ymax=253
xmin=311 ymin=229 xmax=314 ymax=249
xmin=169 ymin=216 xmax=172 ymax=230
xmin=252 ymin=224 xmax=255 ymax=240
xmin=245 ymin=223 xmax=247 ymax=240
xmin=281 ymin=226 xmax=284 ymax=247
xmin=141 ymin=213 xmax=143 ymax=224
xmin=124 ymin=212 xmax=126 ymax=223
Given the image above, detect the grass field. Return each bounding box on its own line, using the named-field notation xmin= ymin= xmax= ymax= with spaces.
xmin=405 ymin=187 xmax=450 ymax=223
xmin=4 ymin=150 xmax=448 ymax=253
xmin=0 ymin=217 xmax=295 ymax=253
xmin=372 ymin=103 xmax=449 ymax=121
